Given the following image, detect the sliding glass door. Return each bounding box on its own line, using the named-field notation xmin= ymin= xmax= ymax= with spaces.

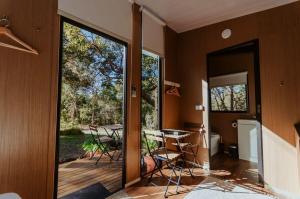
xmin=55 ymin=17 xmax=127 ymax=199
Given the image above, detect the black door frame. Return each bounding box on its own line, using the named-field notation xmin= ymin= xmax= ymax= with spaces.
xmin=53 ymin=16 xmax=128 ymax=199
xmin=206 ymin=39 xmax=264 ymax=182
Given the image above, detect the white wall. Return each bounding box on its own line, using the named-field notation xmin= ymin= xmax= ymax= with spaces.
xmin=262 ymin=126 xmax=300 ymax=195
xmin=58 ymin=0 xmax=132 ymax=42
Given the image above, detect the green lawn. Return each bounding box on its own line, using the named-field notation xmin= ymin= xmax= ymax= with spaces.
xmin=59 ymin=134 xmax=92 ymax=163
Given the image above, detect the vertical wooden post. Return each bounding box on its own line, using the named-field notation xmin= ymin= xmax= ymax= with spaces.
xmin=126 ymin=3 xmax=142 ymax=184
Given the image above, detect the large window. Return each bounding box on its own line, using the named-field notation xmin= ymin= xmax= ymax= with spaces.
xmin=141 ymin=50 xmax=160 ymax=130
xmin=141 ymin=50 xmax=161 ymax=176
xmin=210 ymin=72 xmax=248 ymax=112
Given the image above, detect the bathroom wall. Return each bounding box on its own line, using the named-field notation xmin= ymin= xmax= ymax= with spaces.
xmin=208 ymin=52 xmax=256 ymax=149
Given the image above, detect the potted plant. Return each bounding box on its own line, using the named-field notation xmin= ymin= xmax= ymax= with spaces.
xmin=141 ymin=138 xmax=158 ymax=174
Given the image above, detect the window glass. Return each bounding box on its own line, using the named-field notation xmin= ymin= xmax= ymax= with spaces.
xmin=141 ymin=50 xmax=160 ymax=130
xmin=141 ymin=50 xmax=160 ymax=176
xmin=210 ymin=84 xmax=247 ymax=112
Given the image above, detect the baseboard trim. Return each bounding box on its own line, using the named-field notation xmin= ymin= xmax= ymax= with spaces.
xmin=125 ymin=177 xmax=141 ymax=188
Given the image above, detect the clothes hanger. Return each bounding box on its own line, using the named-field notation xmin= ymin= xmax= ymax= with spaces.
xmin=166 ymin=86 xmax=181 ymax=97
xmin=0 ymin=16 xmax=38 ymax=55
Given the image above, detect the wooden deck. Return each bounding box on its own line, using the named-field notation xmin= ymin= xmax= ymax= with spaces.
xmin=58 ymin=155 xmax=122 ymax=198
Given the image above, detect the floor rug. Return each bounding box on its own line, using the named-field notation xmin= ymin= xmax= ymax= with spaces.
xmin=60 ymin=183 xmax=111 ymax=199
xmin=184 ymin=177 xmax=276 ymax=199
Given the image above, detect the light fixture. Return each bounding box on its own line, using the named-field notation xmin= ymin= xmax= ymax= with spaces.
xmin=195 ymin=105 xmax=205 ymax=111
xmin=221 ymin=29 xmax=232 ymax=39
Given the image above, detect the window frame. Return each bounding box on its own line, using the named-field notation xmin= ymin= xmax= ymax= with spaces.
xmin=54 ymin=16 xmax=129 ymax=198
xmin=140 ymin=50 xmax=163 ymax=177
xmin=140 ymin=50 xmax=162 ymax=130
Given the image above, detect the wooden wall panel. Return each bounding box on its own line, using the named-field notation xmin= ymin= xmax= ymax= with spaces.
xmin=177 ymin=28 xmax=209 ymax=165
xmin=126 ymin=3 xmax=142 ymax=183
xmin=177 ymin=1 xmax=300 ymax=194
xmin=163 ymin=26 xmax=181 ymax=129
xmin=0 ymin=0 xmax=59 ymax=198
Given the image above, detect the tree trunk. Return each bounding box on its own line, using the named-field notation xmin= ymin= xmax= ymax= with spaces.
xmin=230 ymin=86 xmax=234 ymax=111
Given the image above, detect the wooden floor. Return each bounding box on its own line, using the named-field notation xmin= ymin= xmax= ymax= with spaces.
xmin=58 ymin=154 xmax=122 ymax=198
xmin=123 ymin=155 xmax=272 ymax=199
xmin=211 ymin=153 xmax=260 ymax=184
xmin=124 ymin=167 xmax=208 ymax=199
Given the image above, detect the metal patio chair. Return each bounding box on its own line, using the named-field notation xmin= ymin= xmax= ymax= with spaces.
xmin=171 ymin=125 xmax=206 ymax=173
xmin=101 ymin=125 xmax=123 ymax=161
xmin=89 ymin=125 xmax=116 ymax=165
xmin=143 ymin=130 xmax=186 ymax=198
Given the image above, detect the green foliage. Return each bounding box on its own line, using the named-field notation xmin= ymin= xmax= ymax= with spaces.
xmin=141 ymin=136 xmax=158 ymax=156
xmin=81 ymin=139 xmax=98 ymax=153
xmin=60 ymin=23 xmax=161 ymax=158
xmin=81 ymin=138 xmax=109 ymax=153
xmin=60 ymin=128 xmax=83 ymax=136
xmin=60 ymin=22 xmax=125 ymax=128
xmin=141 ymin=52 xmax=160 ymax=129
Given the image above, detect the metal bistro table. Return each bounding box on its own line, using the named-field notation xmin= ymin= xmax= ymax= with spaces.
xmin=162 ymin=129 xmax=191 ymax=139
xmin=161 ymin=129 xmax=193 ymax=152
xmin=102 ymin=124 xmax=123 ymax=140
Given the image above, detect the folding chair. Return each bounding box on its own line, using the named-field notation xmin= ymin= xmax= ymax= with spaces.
xmin=143 ymin=130 xmax=185 ymax=198
xmin=101 ymin=125 xmax=123 ymax=161
xmin=171 ymin=125 xmax=206 ymax=173
xmin=89 ymin=125 xmax=115 ymax=165
xmin=172 ymin=141 xmax=199 ymax=173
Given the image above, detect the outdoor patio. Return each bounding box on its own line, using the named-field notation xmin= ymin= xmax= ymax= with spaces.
xmin=58 ymin=154 xmax=122 ymax=198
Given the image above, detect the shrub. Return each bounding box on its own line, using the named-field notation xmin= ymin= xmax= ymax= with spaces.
xmin=82 ymin=139 xmax=98 ymax=153
xmin=60 ymin=128 xmax=83 ymax=136
xmin=82 ymin=138 xmax=108 ymax=153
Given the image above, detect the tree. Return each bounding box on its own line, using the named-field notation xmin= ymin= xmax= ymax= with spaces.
xmin=141 ymin=52 xmax=160 ymax=129
xmin=60 ymin=22 xmax=160 ymax=130
xmin=60 ymin=22 xmax=125 ymax=129
xmin=211 ymin=85 xmax=247 ymax=111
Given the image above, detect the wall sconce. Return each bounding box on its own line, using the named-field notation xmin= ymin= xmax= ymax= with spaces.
xmin=195 ymin=105 xmax=205 ymax=111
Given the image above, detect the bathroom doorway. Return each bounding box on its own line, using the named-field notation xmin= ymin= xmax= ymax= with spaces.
xmin=206 ymin=40 xmax=264 ymax=185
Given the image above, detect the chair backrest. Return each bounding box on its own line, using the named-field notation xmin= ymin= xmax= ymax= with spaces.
xmin=143 ymin=130 xmax=166 ymax=154
xmin=89 ymin=124 xmax=101 ymax=142
xmin=89 ymin=124 xmax=98 ymax=132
